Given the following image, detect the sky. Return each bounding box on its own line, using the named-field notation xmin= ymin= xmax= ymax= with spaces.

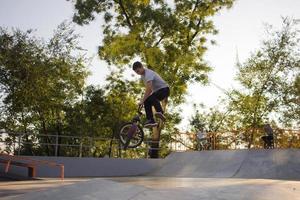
xmin=0 ymin=0 xmax=299 ymax=130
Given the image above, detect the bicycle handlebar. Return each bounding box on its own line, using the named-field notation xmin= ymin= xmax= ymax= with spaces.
xmin=138 ymin=105 xmax=143 ymax=114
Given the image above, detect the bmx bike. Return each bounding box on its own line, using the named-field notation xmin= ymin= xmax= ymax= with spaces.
xmin=119 ymin=103 xmax=166 ymax=150
xmin=118 ymin=105 xmax=146 ymax=149
xmin=197 ymin=138 xmax=212 ymax=151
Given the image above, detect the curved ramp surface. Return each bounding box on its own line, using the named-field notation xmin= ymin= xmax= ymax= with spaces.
xmin=234 ymin=149 xmax=300 ymax=179
xmin=149 ymin=149 xmax=300 ymax=180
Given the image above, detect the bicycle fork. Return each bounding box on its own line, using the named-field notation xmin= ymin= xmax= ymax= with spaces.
xmin=124 ymin=122 xmax=138 ymax=150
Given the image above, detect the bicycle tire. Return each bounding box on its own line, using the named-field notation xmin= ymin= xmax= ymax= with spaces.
xmin=119 ymin=122 xmax=144 ymax=148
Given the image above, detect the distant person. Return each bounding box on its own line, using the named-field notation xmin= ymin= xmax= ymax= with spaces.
xmin=261 ymin=124 xmax=274 ymax=149
xmin=197 ymin=130 xmax=207 ymax=140
xmin=196 ymin=129 xmax=210 ymax=150
xmin=132 ymin=61 xmax=170 ymax=128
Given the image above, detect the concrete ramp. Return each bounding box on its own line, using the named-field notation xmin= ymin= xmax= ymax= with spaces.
xmin=2 ymin=149 xmax=300 ymax=200
xmin=149 ymin=150 xmax=246 ymax=178
xmin=233 ymin=149 xmax=300 ymax=179
xmin=4 ymin=149 xmax=299 ymax=180
xmin=5 ymin=178 xmax=147 ymax=200
xmin=149 ymin=149 xmax=300 ymax=180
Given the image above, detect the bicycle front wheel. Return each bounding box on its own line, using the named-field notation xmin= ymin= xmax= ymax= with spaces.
xmin=119 ymin=122 xmax=144 ymax=148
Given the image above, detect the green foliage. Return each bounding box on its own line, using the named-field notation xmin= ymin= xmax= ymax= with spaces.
xmin=70 ymin=0 xmax=235 ymax=157
xmin=0 ymin=22 xmax=89 ymax=155
xmin=71 ymin=0 xmax=235 ymax=104
xmin=232 ymin=17 xmax=300 ymax=129
xmin=189 ymin=18 xmax=300 ymax=149
xmin=190 ymin=102 xmax=232 ymax=132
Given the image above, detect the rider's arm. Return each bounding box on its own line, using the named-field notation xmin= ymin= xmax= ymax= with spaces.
xmin=140 ymin=81 xmax=153 ymax=104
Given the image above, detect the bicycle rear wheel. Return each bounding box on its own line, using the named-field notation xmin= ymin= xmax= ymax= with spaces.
xmin=119 ymin=122 xmax=144 ymax=148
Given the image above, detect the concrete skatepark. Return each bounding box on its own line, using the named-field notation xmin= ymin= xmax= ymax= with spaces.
xmin=1 ymin=149 xmax=300 ymax=199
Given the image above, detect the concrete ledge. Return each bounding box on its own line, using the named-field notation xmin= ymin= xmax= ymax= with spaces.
xmin=0 ymin=156 xmax=163 ymax=178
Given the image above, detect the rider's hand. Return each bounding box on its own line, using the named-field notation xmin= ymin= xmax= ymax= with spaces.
xmin=138 ymin=99 xmax=144 ymax=106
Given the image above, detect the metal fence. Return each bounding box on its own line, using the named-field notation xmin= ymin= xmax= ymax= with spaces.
xmin=0 ymin=131 xmax=167 ymax=158
xmin=0 ymin=128 xmax=299 ymax=158
xmin=175 ymin=128 xmax=300 ymax=150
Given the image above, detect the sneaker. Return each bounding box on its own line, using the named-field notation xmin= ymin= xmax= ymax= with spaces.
xmin=155 ymin=112 xmax=166 ymax=122
xmin=144 ymin=120 xmax=158 ymax=128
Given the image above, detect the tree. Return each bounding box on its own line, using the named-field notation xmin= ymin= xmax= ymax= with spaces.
xmin=189 ymin=102 xmax=237 ymax=149
xmin=70 ymin=0 xmax=235 ymax=158
xmin=228 ymin=17 xmax=300 ymax=148
xmin=188 ymin=18 xmax=300 ymax=150
xmin=190 ymin=103 xmax=231 ymax=132
xmin=0 ymin=22 xmax=89 ymax=155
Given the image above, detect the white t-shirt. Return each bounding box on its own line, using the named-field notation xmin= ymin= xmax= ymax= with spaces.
xmin=197 ymin=131 xmax=207 ymax=140
xmin=141 ymin=68 xmax=168 ymax=92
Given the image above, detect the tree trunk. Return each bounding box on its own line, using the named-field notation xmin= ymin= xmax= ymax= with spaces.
xmin=42 ymin=120 xmax=51 ymax=156
xmin=56 ymin=118 xmax=62 ymax=157
xmin=21 ymin=112 xmax=34 ymax=155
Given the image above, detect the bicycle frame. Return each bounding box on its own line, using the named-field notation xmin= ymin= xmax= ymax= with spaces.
xmin=131 ymin=105 xmax=143 ymax=124
xmin=120 ymin=105 xmax=145 ymax=149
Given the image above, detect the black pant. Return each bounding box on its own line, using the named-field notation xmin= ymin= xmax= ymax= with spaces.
xmin=144 ymin=87 xmax=170 ymax=121
xmin=262 ymin=135 xmax=274 ymax=148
